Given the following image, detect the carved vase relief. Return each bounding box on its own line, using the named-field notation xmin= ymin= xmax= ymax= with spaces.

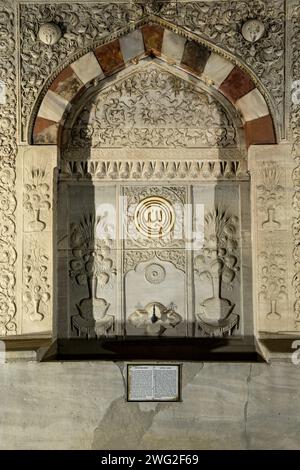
xmin=257 ymin=163 xmax=284 ymax=230
xmin=24 ymin=168 xmax=51 ymax=232
xmin=58 ymin=179 xmax=249 ymax=339
xmin=194 ymin=207 xmax=240 ymax=337
xmin=69 ymin=214 xmax=116 ymax=338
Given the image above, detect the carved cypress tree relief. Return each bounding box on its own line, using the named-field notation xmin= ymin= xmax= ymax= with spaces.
xmin=194 ymin=207 xmax=240 ymax=336
xmin=258 ymin=248 xmax=287 ymax=320
xmin=69 ymin=214 xmax=116 ymax=338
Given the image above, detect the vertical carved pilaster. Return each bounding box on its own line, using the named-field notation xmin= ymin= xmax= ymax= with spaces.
xmin=0 ymin=1 xmax=17 ymax=336
xmin=290 ymin=0 xmax=300 ymax=329
xmin=17 ymin=146 xmax=57 ymax=335
xmin=249 ymin=144 xmax=293 ymax=334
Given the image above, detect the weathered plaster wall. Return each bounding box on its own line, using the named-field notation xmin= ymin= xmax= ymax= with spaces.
xmin=0 ymin=361 xmax=300 ymax=450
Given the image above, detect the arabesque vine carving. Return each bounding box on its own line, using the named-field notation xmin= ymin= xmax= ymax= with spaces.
xmin=66 ymin=65 xmax=237 ymax=150
xmin=20 ymin=2 xmax=285 ymax=141
xmin=19 ymin=2 xmax=146 ymax=139
xmin=0 ymin=1 xmax=17 ymax=335
xmin=159 ymin=0 xmax=284 ymax=132
xmin=291 ymin=0 xmax=300 ymax=327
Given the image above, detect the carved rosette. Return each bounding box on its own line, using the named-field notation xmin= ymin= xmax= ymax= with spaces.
xmin=0 ymin=1 xmax=17 ymax=336
xmin=19 ymin=2 xmax=145 ymax=139
xmin=19 ymin=2 xmax=285 ymax=142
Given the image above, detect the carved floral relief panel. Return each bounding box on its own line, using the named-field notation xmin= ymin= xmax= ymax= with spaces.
xmin=19 ymin=146 xmax=57 ymax=335
xmin=193 ymin=184 xmax=242 ymax=337
xmin=65 ymin=64 xmax=237 ymax=153
xmin=57 ymin=178 xmax=251 ymax=339
xmin=249 ymin=145 xmax=294 ymax=334
xmin=159 ymin=0 xmax=285 ymax=136
xmin=258 ymin=241 xmax=289 ymax=331
xmin=57 ymin=184 xmax=118 ymax=339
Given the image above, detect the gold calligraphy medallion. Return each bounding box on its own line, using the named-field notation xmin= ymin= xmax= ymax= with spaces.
xmin=134 ymin=196 xmax=175 ymax=238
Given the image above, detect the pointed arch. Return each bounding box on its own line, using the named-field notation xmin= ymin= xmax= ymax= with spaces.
xmin=30 ymin=20 xmax=277 ymax=148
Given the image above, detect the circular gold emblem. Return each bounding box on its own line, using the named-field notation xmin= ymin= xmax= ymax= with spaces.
xmin=134 ymin=196 xmax=175 ymax=238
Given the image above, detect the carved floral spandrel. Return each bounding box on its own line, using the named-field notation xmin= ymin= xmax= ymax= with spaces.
xmin=23 ymin=240 xmax=50 ymax=322
xmin=69 ymin=214 xmax=116 ymax=338
xmin=24 ymin=168 xmax=51 ymax=232
xmin=19 ymin=2 xmax=145 ymax=139
xmin=66 ymin=65 xmax=237 ymax=150
xmin=0 ymin=1 xmax=17 ymax=335
xmin=257 ymin=162 xmax=284 ymax=230
xmin=159 ymin=0 xmax=285 ymax=132
xmin=258 ymin=247 xmax=287 ymax=320
xmin=194 ymin=207 xmax=240 ymax=337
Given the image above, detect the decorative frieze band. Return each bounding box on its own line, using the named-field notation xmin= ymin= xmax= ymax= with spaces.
xmin=59 ymin=159 xmax=248 ymax=182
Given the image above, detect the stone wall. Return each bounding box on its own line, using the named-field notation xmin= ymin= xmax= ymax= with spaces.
xmin=0 ymin=361 xmax=300 ymax=449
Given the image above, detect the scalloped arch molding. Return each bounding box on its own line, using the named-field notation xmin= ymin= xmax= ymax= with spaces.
xmin=32 ymin=21 xmax=277 ymax=148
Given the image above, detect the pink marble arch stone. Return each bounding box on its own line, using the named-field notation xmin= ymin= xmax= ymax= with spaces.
xmin=180 ymin=40 xmax=211 ymax=76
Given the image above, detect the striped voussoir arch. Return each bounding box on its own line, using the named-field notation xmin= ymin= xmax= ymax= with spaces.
xmin=32 ymin=23 xmax=276 ymax=147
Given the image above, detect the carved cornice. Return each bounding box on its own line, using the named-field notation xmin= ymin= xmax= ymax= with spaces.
xmin=59 ymin=159 xmax=249 ymax=181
